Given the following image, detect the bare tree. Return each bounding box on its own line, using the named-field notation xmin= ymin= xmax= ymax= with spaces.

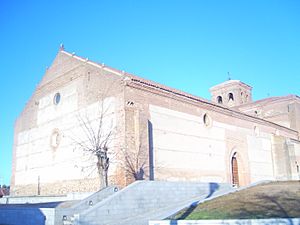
xmin=120 ymin=136 xmax=148 ymax=181
xmin=70 ymin=97 xmax=116 ymax=189
xmin=69 ymin=81 xmax=152 ymax=187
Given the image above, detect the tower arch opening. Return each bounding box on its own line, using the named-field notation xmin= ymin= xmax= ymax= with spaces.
xmin=228 ymin=93 xmax=234 ymax=101
xmin=217 ymin=96 xmax=223 ymax=104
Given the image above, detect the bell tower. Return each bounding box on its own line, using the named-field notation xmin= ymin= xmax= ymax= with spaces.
xmin=209 ymin=80 xmax=252 ymax=107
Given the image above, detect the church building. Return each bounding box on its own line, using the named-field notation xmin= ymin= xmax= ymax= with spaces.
xmin=11 ymin=47 xmax=300 ymax=196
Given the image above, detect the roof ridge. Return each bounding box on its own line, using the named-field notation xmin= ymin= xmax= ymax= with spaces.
xmin=59 ymin=49 xmax=298 ymax=135
xmin=60 ymin=49 xmax=210 ymax=103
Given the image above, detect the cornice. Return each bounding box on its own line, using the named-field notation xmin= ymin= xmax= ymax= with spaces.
xmin=127 ymin=78 xmax=298 ymax=137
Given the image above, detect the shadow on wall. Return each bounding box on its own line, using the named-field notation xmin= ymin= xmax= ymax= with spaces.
xmin=148 ymin=120 xmax=154 ymax=181
xmin=0 ymin=208 xmax=46 ymax=225
xmin=0 ymin=202 xmax=60 ymax=225
xmin=171 ymin=182 xmax=220 ymax=221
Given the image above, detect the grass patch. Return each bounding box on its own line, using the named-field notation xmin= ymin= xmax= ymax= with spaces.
xmin=170 ymin=181 xmax=300 ymax=220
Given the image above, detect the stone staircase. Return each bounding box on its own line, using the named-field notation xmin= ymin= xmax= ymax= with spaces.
xmin=59 ymin=181 xmax=233 ymax=225
xmin=55 ymin=186 xmax=119 ymax=225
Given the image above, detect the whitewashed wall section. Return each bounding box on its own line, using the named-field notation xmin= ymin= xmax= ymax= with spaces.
xmin=247 ymin=134 xmax=274 ymax=182
xmin=149 ymin=105 xmax=227 ymax=182
xmin=37 ymin=83 xmax=78 ymax=125
xmin=15 ymin=94 xmax=116 ymax=186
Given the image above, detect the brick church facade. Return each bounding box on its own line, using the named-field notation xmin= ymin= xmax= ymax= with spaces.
xmin=11 ymin=47 xmax=300 ymax=196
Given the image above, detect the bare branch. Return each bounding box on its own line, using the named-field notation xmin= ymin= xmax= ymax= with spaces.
xmin=70 ymin=94 xmax=117 ymax=188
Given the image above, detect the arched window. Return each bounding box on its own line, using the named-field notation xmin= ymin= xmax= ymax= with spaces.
xmin=228 ymin=93 xmax=234 ymax=101
xmin=217 ymin=96 xmax=223 ymax=104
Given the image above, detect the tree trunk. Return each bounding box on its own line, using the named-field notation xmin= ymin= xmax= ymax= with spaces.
xmin=97 ymin=159 xmax=105 ymax=189
xmin=96 ymin=151 xmax=109 ymax=189
xmin=104 ymin=169 xmax=108 ymax=187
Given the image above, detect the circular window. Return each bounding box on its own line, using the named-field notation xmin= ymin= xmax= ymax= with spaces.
xmin=203 ymin=113 xmax=212 ymax=127
xmin=53 ymin=93 xmax=61 ymax=105
xmin=50 ymin=129 xmax=61 ymax=149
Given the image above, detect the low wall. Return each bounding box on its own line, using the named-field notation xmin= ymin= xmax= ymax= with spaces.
xmin=0 ymin=207 xmax=55 ymax=225
xmin=149 ymin=218 xmax=300 ymax=225
xmin=0 ymin=192 xmax=93 ymax=204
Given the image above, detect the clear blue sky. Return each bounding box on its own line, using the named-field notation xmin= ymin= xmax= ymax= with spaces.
xmin=1 ymin=0 xmax=300 ymax=185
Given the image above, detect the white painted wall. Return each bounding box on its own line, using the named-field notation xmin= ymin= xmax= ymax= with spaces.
xmin=15 ymin=86 xmax=117 ymax=186
xmin=149 ymin=105 xmax=226 ymax=182
xmin=247 ymin=134 xmax=275 ymax=182
xmin=149 ymin=105 xmax=281 ymax=184
xmin=37 ymin=83 xmax=78 ymax=125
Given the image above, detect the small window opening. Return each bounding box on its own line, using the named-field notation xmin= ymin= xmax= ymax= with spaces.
xmin=254 ymin=126 xmax=260 ymax=136
xmin=203 ymin=113 xmax=212 ymax=127
xmin=228 ymin=93 xmax=234 ymax=101
xmin=217 ymin=96 xmax=223 ymax=104
xmin=53 ymin=93 xmax=61 ymax=105
xmin=50 ymin=130 xmax=61 ymax=149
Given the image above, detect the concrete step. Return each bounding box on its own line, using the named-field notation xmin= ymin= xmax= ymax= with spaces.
xmin=109 ymin=186 xmax=234 ymax=225
xmin=77 ymin=181 xmax=233 ymax=225
xmin=55 ymin=186 xmax=119 ymax=225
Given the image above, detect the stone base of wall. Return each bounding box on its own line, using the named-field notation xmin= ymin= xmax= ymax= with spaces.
xmin=12 ymin=178 xmax=101 ymax=196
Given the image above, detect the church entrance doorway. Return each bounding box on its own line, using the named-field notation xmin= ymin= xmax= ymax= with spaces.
xmin=231 ymin=153 xmax=239 ymax=187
